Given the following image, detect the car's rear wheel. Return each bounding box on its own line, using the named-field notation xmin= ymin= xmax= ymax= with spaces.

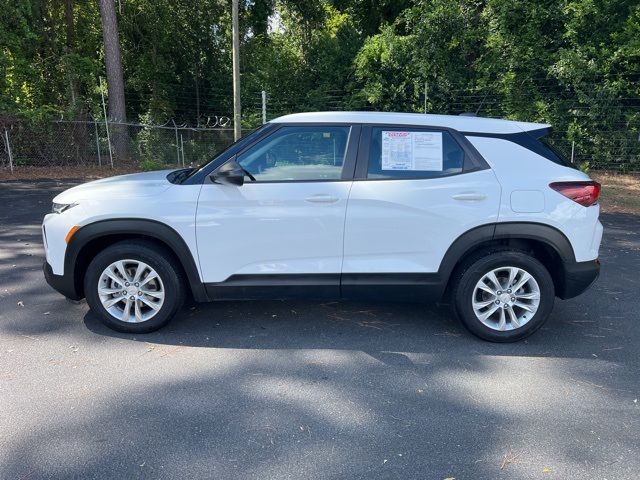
xmin=452 ymin=249 xmax=554 ymax=342
xmin=84 ymin=241 xmax=185 ymax=333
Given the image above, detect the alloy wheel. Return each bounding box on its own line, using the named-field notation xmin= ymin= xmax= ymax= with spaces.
xmin=471 ymin=266 xmax=541 ymax=331
xmin=97 ymin=259 xmax=165 ymax=323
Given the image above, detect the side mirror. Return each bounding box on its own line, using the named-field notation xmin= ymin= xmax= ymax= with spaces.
xmin=211 ymin=159 xmax=245 ymax=186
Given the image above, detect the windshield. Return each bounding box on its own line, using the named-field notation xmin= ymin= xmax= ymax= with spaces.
xmin=175 ymin=124 xmax=271 ymax=183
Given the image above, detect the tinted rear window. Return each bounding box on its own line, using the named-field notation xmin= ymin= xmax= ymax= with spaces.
xmin=538 ymin=135 xmax=575 ymax=168
xmin=520 ymin=128 xmax=576 ymax=169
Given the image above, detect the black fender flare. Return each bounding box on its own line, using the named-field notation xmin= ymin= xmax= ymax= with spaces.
xmin=65 ymin=219 xmax=208 ymax=302
xmin=492 ymin=222 xmax=576 ymax=262
xmin=437 ymin=222 xmax=576 ymax=294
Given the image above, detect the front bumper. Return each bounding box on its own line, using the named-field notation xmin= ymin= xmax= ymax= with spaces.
xmin=557 ymin=259 xmax=600 ymax=299
xmin=43 ymin=261 xmax=82 ymax=300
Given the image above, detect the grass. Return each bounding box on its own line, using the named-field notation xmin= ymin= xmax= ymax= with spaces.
xmin=591 ymin=171 xmax=640 ymax=214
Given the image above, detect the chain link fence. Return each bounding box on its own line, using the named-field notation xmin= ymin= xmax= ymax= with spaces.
xmin=1 ymin=94 xmax=639 ymax=173
xmin=0 ymin=116 xmax=248 ymax=173
xmin=245 ymin=86 xmax=640 ymax=172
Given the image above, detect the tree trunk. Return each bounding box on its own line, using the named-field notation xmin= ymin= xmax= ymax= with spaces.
xmin=98 ymin=0 xmax=128 ymax=160
xmin=64 ymin=0 xmax=80 ymax=110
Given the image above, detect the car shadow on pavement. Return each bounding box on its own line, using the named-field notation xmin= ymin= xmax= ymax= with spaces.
xmin=81 ymin=291 xmax=635 ymax=370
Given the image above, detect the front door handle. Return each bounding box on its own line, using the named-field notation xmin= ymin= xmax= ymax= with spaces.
xmin=305 ymin=194 xmax=339 ymax=204
xmin=452 ymin=192 xmax=487 ymax=201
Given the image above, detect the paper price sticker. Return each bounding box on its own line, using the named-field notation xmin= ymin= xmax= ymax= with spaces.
xmin=381 ymin=131 xmax=443 ymax=171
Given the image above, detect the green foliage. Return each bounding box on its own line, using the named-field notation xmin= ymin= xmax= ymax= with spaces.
xmin=579 ymin=161 xmax=591 ymax=173
xmin=354 ymin=26 xmax=419 ymax=111
xmin=241 ymin=1 xmax=363 ymax=126
xmin=139 ymin=157 xmax=166 ymax=171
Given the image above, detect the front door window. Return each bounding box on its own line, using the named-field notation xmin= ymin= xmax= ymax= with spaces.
xmin=236 ymin=126 xmax=351 ymax=182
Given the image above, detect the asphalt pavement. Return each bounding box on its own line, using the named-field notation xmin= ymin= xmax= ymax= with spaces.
xmin=1 ymin=180 xmax=639 ymax=479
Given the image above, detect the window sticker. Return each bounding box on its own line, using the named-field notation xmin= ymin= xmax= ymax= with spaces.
xmin=381 ymin=131 xmax=443 ymax=171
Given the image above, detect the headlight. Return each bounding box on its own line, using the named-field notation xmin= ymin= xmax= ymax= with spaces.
xmin=52 ymin=202 xmax=78 ymax=214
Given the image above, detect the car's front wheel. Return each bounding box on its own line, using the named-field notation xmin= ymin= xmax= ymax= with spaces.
xmin=84 ymin=240 xmax=185 ymax=333
xmin=452 ymin=249 xmax=555 ymax=342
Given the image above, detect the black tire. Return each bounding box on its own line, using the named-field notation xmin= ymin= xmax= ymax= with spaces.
xmin=451 ymin=248 xmax=555 ymax=342
xmin=84 ymin=240 xmax=185 ymax=333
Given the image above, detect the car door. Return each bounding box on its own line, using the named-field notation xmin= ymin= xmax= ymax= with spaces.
xmin=196 ymin=124 xmax=359 ymax=298
xmin=342 ymin=125 xmax=501 ymax=295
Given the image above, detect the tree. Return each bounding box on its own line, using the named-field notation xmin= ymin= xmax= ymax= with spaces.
xmin=98 ymin=0 xmax=127 ymax=157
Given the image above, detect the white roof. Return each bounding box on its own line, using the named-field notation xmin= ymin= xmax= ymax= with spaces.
xmin=270 ymin=111 xmax=549 ymax=134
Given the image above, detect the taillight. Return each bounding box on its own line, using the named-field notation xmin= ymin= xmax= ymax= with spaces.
xmin=549 ymin=181 xmax=601 ymax=207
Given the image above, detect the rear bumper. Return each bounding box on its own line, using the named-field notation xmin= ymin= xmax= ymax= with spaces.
xmin=43 ymin=261 xmax=82 ymax=300
xmin=557 ymin=259 xmax=600 ymax=299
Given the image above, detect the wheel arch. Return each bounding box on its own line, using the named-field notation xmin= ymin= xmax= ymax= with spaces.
xmin=438 ymin=222 xmax=576 ymax=299
xmin=65 ymin=219 xmax=208 ymax=302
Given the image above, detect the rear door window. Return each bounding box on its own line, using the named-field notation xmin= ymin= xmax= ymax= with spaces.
xmin=367 ymin=127 xmax=465 ymax=179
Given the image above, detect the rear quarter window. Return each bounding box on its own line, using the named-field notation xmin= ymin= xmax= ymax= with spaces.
xmin=464 ymin=128 xmax=578 ymax=170
xmin=516 ymin=128 xmax=577 ymax=169
xmin=538 ymin=135 xmax=575 ymax=168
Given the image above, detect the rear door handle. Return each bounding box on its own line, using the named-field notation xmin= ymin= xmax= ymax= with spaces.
xmin=305 ymin=194 xmax=339 ymax=204
xmin=452 ymin=192 xmax=487 ymax=201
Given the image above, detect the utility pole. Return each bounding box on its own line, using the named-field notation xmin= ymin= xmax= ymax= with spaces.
xmin=262 ymin=90 xmax=267 ymax=124
xmin=232 ymin=0 xmax=241 ymax=141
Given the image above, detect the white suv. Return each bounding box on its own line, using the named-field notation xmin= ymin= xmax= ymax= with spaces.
xmin=42 ymin=112 xmax=602 ymax=342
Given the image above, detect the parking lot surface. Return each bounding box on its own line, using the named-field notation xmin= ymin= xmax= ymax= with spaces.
xmin=1 ymin=180 xmax=639 ymax=479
